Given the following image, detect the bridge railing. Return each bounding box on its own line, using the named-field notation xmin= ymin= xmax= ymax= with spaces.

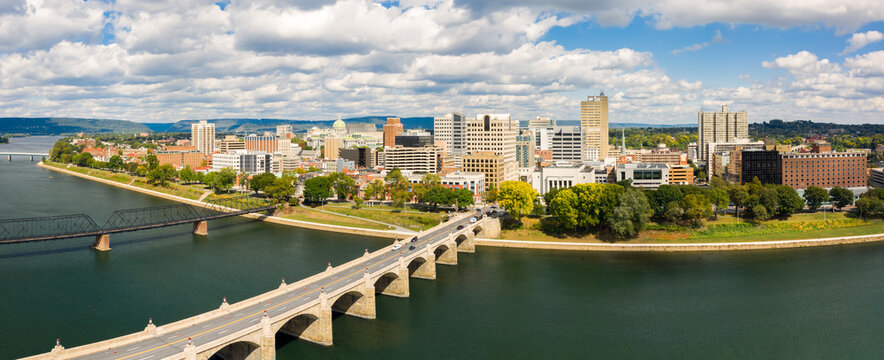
xmin=0 ymin=214 xmax=101 ymax=242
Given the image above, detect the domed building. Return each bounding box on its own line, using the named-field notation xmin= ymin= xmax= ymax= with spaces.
xmin=332 ymin=116 xmax=347 ymax=134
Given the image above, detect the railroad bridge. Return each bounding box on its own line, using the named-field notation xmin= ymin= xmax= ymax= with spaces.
xmin=25 ymin=213 xmax=495 ymax=360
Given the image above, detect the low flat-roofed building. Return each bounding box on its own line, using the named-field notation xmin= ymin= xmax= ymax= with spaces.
xmin=616 ymin=163 xmax=669 ymax=189
xmin=781 ymin=150 xmax=867 ymax=189
xmin=383 ymin=145 xmax=440 ymax=173
xmin=668 ymin=164 xmax=694 ymax=185
xmin=530 ymin=162 xmax=596 ymax=195
xmin=870 ymin=168 xmax=884 ymax=188
xmin=462 ymin=151 xmax=506 ymax=189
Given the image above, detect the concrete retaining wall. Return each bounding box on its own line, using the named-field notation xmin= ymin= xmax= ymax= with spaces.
xmin=476 ymin=233 xmax=884 ymax=252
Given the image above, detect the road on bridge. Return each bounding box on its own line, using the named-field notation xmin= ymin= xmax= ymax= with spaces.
xmin=69 ymin=212 xmax=478 ymax=360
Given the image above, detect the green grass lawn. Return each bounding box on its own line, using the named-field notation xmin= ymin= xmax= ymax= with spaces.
xmin=281 ymin=206 xmax=390 ymax=230
xmin=318 ymin=204 xmax=447 ymax=231
xmin=499 ymin=213 xmax=884 ymax=244
xmin=46 ymin=161 xmax=211 ymax=200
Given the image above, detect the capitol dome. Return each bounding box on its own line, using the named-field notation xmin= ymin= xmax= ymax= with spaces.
xmin=332 ymin=116 xmax=346 ymax=130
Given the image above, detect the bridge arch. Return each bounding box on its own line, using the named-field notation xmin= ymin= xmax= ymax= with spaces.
xmin=407 ymin=255 xmax=436 ymax=279
xmin=374 ymin=271 xmax=400 ymax=293
xmin=207 ymin=340 xmax=261 ymax=360
xmin=330 ymin=289 xmax=375 ymax=319
xmin=276 ymin=312 xmax=331 ymax=346
xmin=471 ymin=224 xmax=484 ymax=236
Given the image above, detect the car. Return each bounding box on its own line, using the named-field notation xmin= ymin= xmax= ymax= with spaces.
xmin=457 ymin=225 xmax=464 ymax=230
xmin=409 ymin=246 xmax=415 ymax=250
xmin=469 ymin=217 xmax=476 ymax=223
xmin=410 ymin=237 xmax=417 ymax=243
xmin=392 ymin=243 xmax=403 ymax=251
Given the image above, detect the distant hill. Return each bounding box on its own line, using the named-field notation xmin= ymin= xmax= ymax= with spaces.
xmin=750 ymin=119 xmax=884 ymax=138
xmin=0 ymin=118 xmax=149 ymax=135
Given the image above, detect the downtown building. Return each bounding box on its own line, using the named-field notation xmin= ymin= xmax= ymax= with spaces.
xmin=465 ymin=114 xmax=519 ymax=187
xmin=212 ymin=150 xmax=272 ymax=174
xmin=698 ymin=105 xmax=749 ymax=161
xmin=581 ymin=92 xmax=609 ymax=160
xmin=735 ymin=144 xmax=868 ymax=189
xmin=191 ymin=120 xmax=215 ymax=155
xmin=244 ymin=134 xmax=278 ymax=153
xmin=383 ymin=146 xmax=441 ymax=174
xmin=382 ymin=117 xmax=404 ymax=148
xmin=434 ymin=113 xmax=467 ymax=156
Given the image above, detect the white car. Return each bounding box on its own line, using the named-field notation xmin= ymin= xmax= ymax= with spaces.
xmin=469 ymin=217 xmax=476 ymax=223
xmin=391 ymin=243 xmax=403 ymax=251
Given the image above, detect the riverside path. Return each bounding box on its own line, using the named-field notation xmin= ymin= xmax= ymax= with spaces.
xmin=25 ymin=211 xmax=491 ymax=360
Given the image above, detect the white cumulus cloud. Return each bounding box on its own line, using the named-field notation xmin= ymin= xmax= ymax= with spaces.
xmin=839 ymin=30 xmax=884 ymax=55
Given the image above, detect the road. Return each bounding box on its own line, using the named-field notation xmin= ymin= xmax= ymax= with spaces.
xmin=70 ymin=212 xmax=478 ymax=360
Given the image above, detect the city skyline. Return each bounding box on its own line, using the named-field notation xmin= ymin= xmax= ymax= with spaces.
xmin=1 ymin=1 xmax=883 ymax=124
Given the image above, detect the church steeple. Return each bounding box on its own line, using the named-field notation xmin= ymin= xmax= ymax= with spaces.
xmin=620 ymin=128 xmax=626 ymax=155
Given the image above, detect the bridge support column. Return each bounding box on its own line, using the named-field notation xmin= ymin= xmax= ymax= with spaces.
xmin=457 ymin=232 xmax=476 ymax=253
xmin=435 ymin=241 xmax=458 ymax=265
xmin=411 ymin=248 xmax=436 ymax=280
xmin=7 ymin=155 xmax=10 ymax=161
xmin=92 ymin=234 xmax=111 ymax=251
xmin=192 ymin=220 xmax=208 ymax=236
xmin=260 ymin=313 xmax=276 ymax=360
xmin=377 ymin=255 xmax=410 ymax=297
xmin=304 ymin=291 xmax=334 ymax=346
xmin=30 ymin=155 xmax=34 ymax=162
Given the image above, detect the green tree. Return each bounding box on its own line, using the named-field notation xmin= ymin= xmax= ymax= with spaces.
xmin=649 ymin=185 xmax=683 ymax=215
xmin=829 ymin=186 xmax=854 ymax=210
xmin=708 ymin=188 xmax=730 ymax=219
xmin=681 ymin=194 xmax=712 ymax=227
xmin=144 ymin=154 xmax=159 ymax=171
xmin=363 ymin=179 xmax=386 ymax=203
xmin=390 ymin=189 xmax=411 ymax=209
xmin=107 ymin=155 xmax=124 ymax=171
xmin=353 ymin=196 xmax=365 ymax=209
xmin=663 ymin=201 xmax=683 ymax=223
xmin=147 ymin=164 xmax=177 ymax=186
xmin=750 ymin=204 xmax=770 ymax=221
xmin=179 ymin=166 xmax=196 ymax=184
xmin=803 ymin=186 xmax=829 ymax=212
xmin=497 ymin=181 xmax=538 ymax=220
xmin=451 ymin=188 xmax=475 ymax=210
xmin=610 ymin=188 xmax=653 ymax=238
xmin=329 ymin=172 xmax=357 ymax=200
xmin=250 ymin=172 xmax=277 ymax=194
xmin=264 ymin=178 xmax=295 ymax=204
xmin=49 ymin=140 xmax=78 ymax=162
xmin=543 ymin=187 xmax=561 ymax=214
xmin=213 ymin=168 xmax=237 ymax=193
xmin=549 ymin=183 xmax=623 ymax=231
xmin=71 ymin=152 xmax=93 ymax=167
xmin=855 ymin=197 xmax=884 ymax=218
xmin=303 ymin=176 xmax=333 ymax=203
xmin=419 ymin=185 xmax=453 ymax=210
xmin=774 ymin=185 xmax=804 ymax=217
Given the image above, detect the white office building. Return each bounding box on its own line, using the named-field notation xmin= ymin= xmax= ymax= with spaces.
xmin=191 ymin=120 xmax=215 ymax=155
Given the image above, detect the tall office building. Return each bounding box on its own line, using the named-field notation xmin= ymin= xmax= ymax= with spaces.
xmin=466 ymin=114 xmax=519 ymax=184
xmin=580 ymin=92 xmax=608 ymax=160
xmin=698 ymin=105 xmax=749 ymax=160
xmin=324 ymin=137 xmax=344 ymax=160
xmin=244 ymin=135 xmax=278 ymax=153
xmin=395 ymin=130 xmax=434 ymax=148
xmin=528 ymin=116 xmax=556 ymax=129
xmin=191 ymin=120 xmax=215 ymax=155
xmin=434 ymin=113 xmax=467 ymax=155
xmin=383 ymin=117 xmax=404 ymax=147
xmin=516 ymin=132 xmax=535 ymax=169
xmin=550 ymin=126 xmax=583 ymax=161
xmin=276 ymin=125 xmax=294 ymax=138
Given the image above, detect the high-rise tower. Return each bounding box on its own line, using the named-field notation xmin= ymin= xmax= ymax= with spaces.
xmin=191 ymin=120 xmax=215 ymax=155
xmin=580 ymin=92 xmax=608 ymax=160
xmin=697 ymin=105 xmax=749 ymax=160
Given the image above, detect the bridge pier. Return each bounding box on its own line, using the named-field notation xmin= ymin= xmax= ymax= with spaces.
xmin=7 ymin=155 xmax=10 ymax=161
xmin=260 ymin=313 xmax=276 ymax=360
xmin=376 ymin=256 xmax=410 ymax=297
xmin=92 ymin=234 xmax=111 ymax=251
xmin=435 ymin=241 xmax=458 ymax=265
xmin=455 ymin=231 xmax=476 ymax=253
xmin=410 ymin=249 xmax=436 ymax=280
xmin=30 ymin=155 xmax=34 ymax=162
xmin=192 ymin=220 xmax=208 ymax=236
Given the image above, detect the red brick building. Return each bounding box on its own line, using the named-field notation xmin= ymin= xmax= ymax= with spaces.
xmin=781 ymin=151 xmax=866 ymax=189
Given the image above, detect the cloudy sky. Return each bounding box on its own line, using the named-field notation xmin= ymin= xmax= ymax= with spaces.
xmin=1 ymin=0 xmax=883 ymax=124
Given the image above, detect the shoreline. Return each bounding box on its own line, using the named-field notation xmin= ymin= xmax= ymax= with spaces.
xmin=37 ymin=162 xmax=410 ymax=239
xmin=38 ymin=162 xmax=884 ymax=252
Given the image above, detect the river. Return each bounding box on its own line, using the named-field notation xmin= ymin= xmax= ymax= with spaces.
xmin=1 ymin=137 xmax=883 ymax=359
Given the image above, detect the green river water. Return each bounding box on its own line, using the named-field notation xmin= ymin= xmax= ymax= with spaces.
xmin=0 ymin=137 xmax=882 ymax=359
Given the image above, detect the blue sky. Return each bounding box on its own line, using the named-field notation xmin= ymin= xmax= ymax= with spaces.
xmin=0 ymin=0 xmax=883 ymax=124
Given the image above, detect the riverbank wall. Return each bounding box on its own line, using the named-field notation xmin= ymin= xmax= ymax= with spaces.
xmin=476 ymin=234 xmax=884 ymax=252
xmin=37 ymin=162 xmax=409 ymax=240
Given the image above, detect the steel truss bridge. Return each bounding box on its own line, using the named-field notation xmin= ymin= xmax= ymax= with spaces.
xmin=0 ymin=197 xmax=276 ymax=245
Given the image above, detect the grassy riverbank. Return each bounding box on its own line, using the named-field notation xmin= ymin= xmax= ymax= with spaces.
xmin=319 ymin=203 xmax=447 ymax=232
xmin=499 ymin=213 xmax=884 ymax=244
xmin=44 ymin=161 xmax=207 ymax=200
xmin=278 ymin=206 xmax=390 ymax=230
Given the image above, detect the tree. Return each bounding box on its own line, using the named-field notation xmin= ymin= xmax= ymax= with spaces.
xmin=543 ymin=187 xmax=561 ymax=214
xmin=750 ymin=204 xmax=770 ymax=221
xmin=147 ymin=164 xmax=177 ymax=186
xmin=213 ymin=168 xmax=237 ymax=193
xmin=353 ymin=196 xmax=365 ymax=209
xmin=419 ymin=185 xmax=453 ymax=210
xmin=179 ymin=166 xmax=196 ymax=184
xmin=421 ymin=173 xmax=441 ymax=186
xmin=829 ymin=186 xmax=854 ymax=210
xmin=610 ymin=188 xmax=653 ymax=238
xmin=385 ymin=168 xmax=410 ymax=207
xmin=107 ymin=155 xmax=124 ymax=171
xmin=49 ymin=140 xmax=78 ymax=162
xmin=709 ymin=176 xmax=727 ymax=189
xmin=549 ymin=183 xmax=623 ymax=231
xmin=708 ymin=188 xmax=729 ymax=219
xmin=451 ymin=188 xmax=475 ymax=210
xmin=856 ymin=197 xmax=884 ymax=218
xmin=363 ymin=179 xmax=386 ymax=203
xmin=681 ymin=194 xmax=712 ymax=227
xmin=264 ymin=178 xmax=295 ymax=204
xmin=648 ymin=185 xmax=683 ymax=215
xmin=303 ymin=176 xmax=333 ymax=203
xmin=72 ymin=152 xmax=93 ymax=167
xmin=497 ymin=181 xmax=538 ymax=220
xmin=390 ymin=189 xmax=411 ymax=209
xmin=663 ymin=201 xmax=683 ymax=223
xmin=329 ymin=172 xmax=357 ymax=200
xmin=774 ymin=185 xmax=804 ymax=217
xmin=250 ymin=172 xmax=277 ymax=194
xmin=143 ymin=154 xmax=159 ymax=171
xmin=803 ymin=186 xmax=829 ymax=212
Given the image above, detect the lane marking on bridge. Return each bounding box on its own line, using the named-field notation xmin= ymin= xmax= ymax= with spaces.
xmin=114 ymin=219 xmax=465 ymax=360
